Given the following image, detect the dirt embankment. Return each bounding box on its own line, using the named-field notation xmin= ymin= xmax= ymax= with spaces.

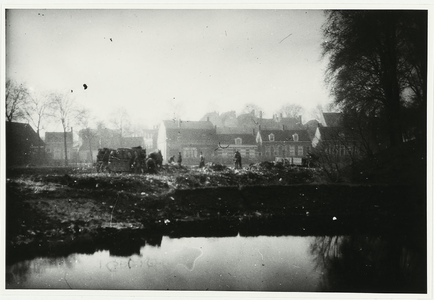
xmin=5 ymin=162 xmax=426 ymax=264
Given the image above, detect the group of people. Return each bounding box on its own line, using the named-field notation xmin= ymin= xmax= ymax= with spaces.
xmin=167 ymin=150 xmax=241 ymax=169
xmin=97 ymin=147 xmax=243 ymax=171
xmin=96 ymin=147 xmax=163 ymax=173
xmin=168 ymin=152 xmax=183 ymax=166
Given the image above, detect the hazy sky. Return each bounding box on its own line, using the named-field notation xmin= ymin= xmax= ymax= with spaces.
xmin=6 ymin=9 xmax=331 ymax=129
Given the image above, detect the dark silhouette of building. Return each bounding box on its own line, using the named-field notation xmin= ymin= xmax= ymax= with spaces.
xmin=6 ymin=122 xmax=45 ymax=167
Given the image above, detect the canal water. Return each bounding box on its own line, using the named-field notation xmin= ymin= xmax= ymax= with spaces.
xmin=6 ymin=233 xmax=426 ymax=292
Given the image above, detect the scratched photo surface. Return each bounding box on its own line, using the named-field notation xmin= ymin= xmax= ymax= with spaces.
xmin=4 ymin=8 xmax=429 ymax=295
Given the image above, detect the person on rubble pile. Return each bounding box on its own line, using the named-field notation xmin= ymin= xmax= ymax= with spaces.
xmin=102 ymin=149 xmax=110 ymax=172
xmin=199 ymin=152 xmax=205 ymax=168
xmin=177 ymin=152 xmax=182 ymax=166
xmin=234 ymin=150 xmax=242 ymax=169
xmin=96 ymin=149 xmax=104 ymax=172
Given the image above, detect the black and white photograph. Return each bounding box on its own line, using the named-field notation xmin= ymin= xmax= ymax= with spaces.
xmin=2 ymin=2 xmax=432 ymax=299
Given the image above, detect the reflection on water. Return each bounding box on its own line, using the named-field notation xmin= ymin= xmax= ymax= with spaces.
xmin=311 ymin=235 xmax=426 ymax=293
xmin=7 ymin=235 xmax=322 ymax=291
xmin=6 ymin=233 xmax=426 ymax=292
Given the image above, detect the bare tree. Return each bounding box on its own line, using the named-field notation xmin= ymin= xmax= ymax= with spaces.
xmin=312 ymin=127 xmax=361 ymax=182
xmin=109 ymin=107 xmax=131 ymax=148
xmin=22 ymin=90 xmax=51 ymax=164
xmin=49 ymin=92 xmax=78 ymax=166
xmin=6 ymin=79 xmax=28 ymax=122
xmin=241 ymin=103 xmax=263 ymax=117
xmin=322 ymin=10 xmax=427 ymax=148
xmin=77 ymin=109 xmax=97 ymax=163
xmin=167 ymin=97 xmax=186 ymax=121
xmin=277 ymin=104 xmax=304 ymax=119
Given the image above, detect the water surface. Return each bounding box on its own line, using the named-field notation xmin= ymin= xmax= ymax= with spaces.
xmin=6 ymin=233 xmax=426 ymax=292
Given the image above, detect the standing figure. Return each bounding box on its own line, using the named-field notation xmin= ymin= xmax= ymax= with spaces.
xmin=234 ymin=150 xmax=242 ymax=169
xmin=177 ymin=152 xmax=182 ymax=166
xmin=96 ymin=148 xmax=104 ymax=172
xmin=199 ymin=152 xmax=205 ymax=168
xmin=102 ymin=149 xmax=110 ymax=172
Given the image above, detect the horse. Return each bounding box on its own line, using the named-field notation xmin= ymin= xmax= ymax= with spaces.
xmin=148 ymin=150 xmax=163 ymax=168
xmin=144 ymin=157 xmax=157 ymax=173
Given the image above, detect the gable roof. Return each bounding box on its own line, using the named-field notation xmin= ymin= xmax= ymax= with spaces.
xmin=6 ymin=122 xmax=44 ymax=147
xmin=216 ymin=133 xmax=257 ymax=145
xmin=162 ymin=120 xmax=218 ymax=145
xmin=317 ymin=127 xmax=356 ymax=141
xmin=163 ymin=119 xmax=215 ymax=130
xmin=258 ymin=129 xmax=311 ymax=142
xmin=216 ymin=127 xmax=254 ymax=134
xmin=322 ymin=112 xmax=342 ymax=127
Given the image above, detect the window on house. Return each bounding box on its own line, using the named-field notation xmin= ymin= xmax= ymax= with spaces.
xmin=224 ymin=148 xmax=234 ymax=157
xmin=289 ymin=146 xmax=295 ymax=156
xmin=292 ymin=133 xmax=299 ymax=142
xmin=183 ymin=147 xmax=197 ymax=158
xmin=274 ymin=145 xmax=280 ymax=156
xmin=235 ymin=137 xmax=242 ymax=145
xmin=269 ymin=133 xmax=275 ymax=142
xmin=298 ymin=146 xmax=303 ymax=156
xmin=265 ymin=146 xmax=271 ymax=156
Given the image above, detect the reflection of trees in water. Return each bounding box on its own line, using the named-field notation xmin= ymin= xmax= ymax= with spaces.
xmin=311 ymin=235 xmax=426 ymax=293
xmin=6 ymin=255 xmax=75 ymax=287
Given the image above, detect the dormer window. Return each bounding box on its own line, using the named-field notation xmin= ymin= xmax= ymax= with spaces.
xmin=235 ymin=137 xmax=242 ymax=145
xmin=269 ymin=133 xmax=275 ymax=142
xmin=292 ymin=133 xmax=299 ymax=142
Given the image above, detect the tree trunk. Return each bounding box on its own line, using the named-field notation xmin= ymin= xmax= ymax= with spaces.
xmin=37 ymin=128 xmax=41 ymax=165
xmin=63 ymin=130 xmax=68 ymax=166
xmin=380 ymin=13 xmax=403 ymax=148
xmin=88 ymin=133 xmax=93 ymax=163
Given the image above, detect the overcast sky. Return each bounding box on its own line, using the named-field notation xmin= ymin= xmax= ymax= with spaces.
xmin=6 ymin=9 xmax=331 ymax=129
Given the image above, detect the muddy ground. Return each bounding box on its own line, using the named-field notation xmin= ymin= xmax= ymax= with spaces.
xmin=5 ymin=162 xmax=426 ymax=265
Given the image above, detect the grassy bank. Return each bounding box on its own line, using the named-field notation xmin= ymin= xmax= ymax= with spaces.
xmin=5 ymin=161 xmax=426 ymax=265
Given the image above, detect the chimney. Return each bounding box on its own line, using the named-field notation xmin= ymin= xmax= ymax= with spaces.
xmin=280 ymin=113 xmax=283 ymax=119
xmin=259 ymin=111 xmax=263 ymax=120
xmin=252 ymin=109 xmax=255 ymax=116
xmin=207 ymin=116 xmax=210 ymax=122
xmin=177 ymin=118 xmax=181 ymax=128
xmin=282 ymin=124 xmax=285 ymax=131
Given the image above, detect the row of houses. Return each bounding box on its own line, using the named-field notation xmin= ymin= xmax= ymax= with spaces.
xmin=156 ymin=118 xmax=313 ymax=165
xmin=5 ymin=111 xmax=351 ymax=167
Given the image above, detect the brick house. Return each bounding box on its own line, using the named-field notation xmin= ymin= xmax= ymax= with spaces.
xmin=157 ymin=119 xmax=218 ymax=165
xmin=214 ymin=133 xmax=259 ymax=165
xmin=256 ymin=129 xmax=312 ymax=165
xmin=45 ymin=131 xmax=74 ymax=165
